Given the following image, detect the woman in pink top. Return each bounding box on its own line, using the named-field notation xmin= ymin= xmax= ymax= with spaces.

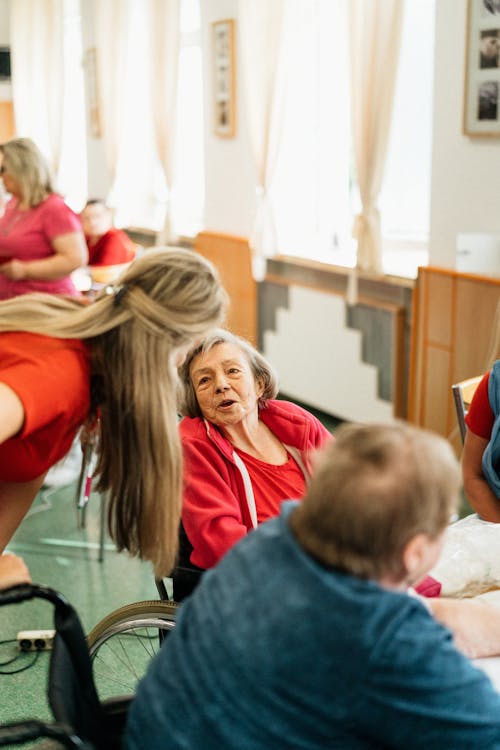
xmin=0 ymin=137 xmax=87 ymax=299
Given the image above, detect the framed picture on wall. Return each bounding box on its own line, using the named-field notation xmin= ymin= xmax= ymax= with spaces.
xmin=213 ymin=19 xmax=236 ymax=138
xmin=464 ymin=0 xmax=500 ymax=135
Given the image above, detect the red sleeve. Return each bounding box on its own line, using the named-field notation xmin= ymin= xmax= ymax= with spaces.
xmin=181 ymin=436 xmax=248 ymax=569
xmin=308 ymin=413 xmax=333 ymax=449
xmin=41 ymin=194 xmax=82 ymax=238
xmin=465 ymin=371 xmax=493 ymax=439
xmin=88 ymin=229 xmax=136 ymax=266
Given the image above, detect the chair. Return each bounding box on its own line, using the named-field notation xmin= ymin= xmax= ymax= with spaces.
xmin=0 ymin=584 xmax=132 ymax=750
xmin=75 ymin=435 xmax=107 ymax=563
xmin=452 ymin=375 xmax=483 ymax=444
xmin=161 ymin=522 xmax=204 ymax=603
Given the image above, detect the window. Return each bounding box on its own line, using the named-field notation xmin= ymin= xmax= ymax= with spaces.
xmin=111 ymin=0 xmax=164 ymax=231
xmin=379 ymin=0 xmax=435 ymax=276
xmin=57 ymin=0 xmax=87 ymax=212
xmin=271 ymin=0 xmax=435 ymax=278
xmin=271 ymin=0 xmax=352 ymax=267
xmin=111 ymin=0 xmax=204 ymax=237
xmin=171 ymin=0 xmax=204 ymax=237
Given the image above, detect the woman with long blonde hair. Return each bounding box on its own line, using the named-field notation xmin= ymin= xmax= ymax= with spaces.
xmin=0 ymin=247 xmax=227 ymax=576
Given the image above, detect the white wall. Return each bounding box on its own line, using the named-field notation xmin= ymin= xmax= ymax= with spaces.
xmin=0 ymin=0 xmax=11 ymax=102
xmin=0 ymin=0 xmax=9 ymax=44
xmin=429 ymin=0 xmax=500 ymax=268
xmin=80 ymin=0 xmax=113 ymax=201
xmin=200 ymin=0 xmax=256 ymax=236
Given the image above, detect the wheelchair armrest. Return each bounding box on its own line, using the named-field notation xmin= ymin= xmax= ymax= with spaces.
xmin=0 ymin=583 xmax=71 ymax=609
xmin=0 ymin=719 xmax=92 ymax=748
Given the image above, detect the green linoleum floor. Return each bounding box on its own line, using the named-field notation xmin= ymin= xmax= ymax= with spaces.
xmin=0 ymin=482 xmax=161 ymax=730
xmin=0 ymin=401 xmax=339 ymax=740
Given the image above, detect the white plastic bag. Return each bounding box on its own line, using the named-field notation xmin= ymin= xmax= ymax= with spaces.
xmin=430 ymin=514 xmax=500 ymax=598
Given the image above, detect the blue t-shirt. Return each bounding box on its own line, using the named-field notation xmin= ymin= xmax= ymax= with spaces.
xmin=124 ymin=502 xmax=500 ymax=750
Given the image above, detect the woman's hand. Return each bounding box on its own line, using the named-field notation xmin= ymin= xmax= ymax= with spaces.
xmin=0 ymin=259 xmax=27 ymax=280
xmin=0 ymin=231 xmax=88 ymax=281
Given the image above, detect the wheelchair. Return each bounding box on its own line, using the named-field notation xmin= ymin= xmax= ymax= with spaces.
xmin=0 ymin=583 xmax=178 ymax=749
xmin=86 ymin=521 xmax=206 ymax=700
xmin=87 ymin=595 xmax=178 ymax=701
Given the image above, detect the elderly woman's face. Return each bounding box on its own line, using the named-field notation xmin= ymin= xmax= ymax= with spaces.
xmin=189 ymin=342 xmax=263 ymax=429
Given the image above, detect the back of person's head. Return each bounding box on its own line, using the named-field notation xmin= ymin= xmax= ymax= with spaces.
xmin=84 ymin=198 xmax=106 ymax=209
xmin=178 ymin=327 xmax=279 ymax=418
xmin=291 ymin=421 xmax=460 ymax=583
xmin=0 ymin=137 xmax=54 ymax=206
xmin=0 ymin=247 xmax=228 ymax=577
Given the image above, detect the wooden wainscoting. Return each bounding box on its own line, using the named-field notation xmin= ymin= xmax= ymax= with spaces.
xmin=408 ymin=266 xmax=500 ymax=450
xmin=261 ymin=275 xmax=408 ymax=421
xmin=194 ymin=231 xmax=257 ymax=346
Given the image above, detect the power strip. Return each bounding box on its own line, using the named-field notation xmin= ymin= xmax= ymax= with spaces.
xmin=16 ymin=629 xmax=56 ymax=652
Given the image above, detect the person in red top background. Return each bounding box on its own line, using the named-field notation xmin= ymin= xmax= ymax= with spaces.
xmin=80 ymin=199 xmax=137 ymax=268
xmin=463 ymin=365 xmax=500 ymax=521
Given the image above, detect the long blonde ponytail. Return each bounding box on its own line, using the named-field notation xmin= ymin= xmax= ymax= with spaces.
xmin=0 ymin=248 xmax=228 ymax=576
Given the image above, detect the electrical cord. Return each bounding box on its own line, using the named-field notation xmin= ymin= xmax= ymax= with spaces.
xmin=0 ymin=639 xmax=42 ymax=674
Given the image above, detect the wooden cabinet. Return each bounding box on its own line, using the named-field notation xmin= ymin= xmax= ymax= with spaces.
xmin=408 ymin=266 xmax=500 ymax=449
xmin=194 ymin=231 xmax=257 ymax=346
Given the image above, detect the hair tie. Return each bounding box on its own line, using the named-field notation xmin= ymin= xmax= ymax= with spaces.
xmin=105 ymin=283 xmax=128 ymax=307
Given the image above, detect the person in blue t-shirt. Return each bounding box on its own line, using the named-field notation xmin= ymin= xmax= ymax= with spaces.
xmin=125 ymin=422 xmax=500 ymax=750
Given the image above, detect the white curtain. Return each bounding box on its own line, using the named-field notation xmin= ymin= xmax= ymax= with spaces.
xmin=150 ymin=0 xmax=181 ymax=244
xmin=10 ymin=0 xmax=64 ymax=174
xmin=238 ymin=0 xmax=287 ymax=281
xmin=348 ymin=0 xmax=404 ymax=273
xmin=94 ymin=0 xmax=129 ymax=199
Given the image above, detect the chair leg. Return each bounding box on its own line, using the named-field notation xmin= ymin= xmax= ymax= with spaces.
xmin=75 ymin=442 xmax=94 ymax=529
xmin=98 ymin=493 xmax=106 ymax=563
xmin=155 ymin=577 xmax=170 ymax=600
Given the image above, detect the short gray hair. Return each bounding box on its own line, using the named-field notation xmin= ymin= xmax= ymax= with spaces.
xmin=178 ymin=328 xmax=279 ymax=418
xmin=290 ymin=421 xmax=460 ymax=582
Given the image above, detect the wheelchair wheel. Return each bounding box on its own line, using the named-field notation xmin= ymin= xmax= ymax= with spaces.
xmin=87 ymin=600 xmax=178 ymax=701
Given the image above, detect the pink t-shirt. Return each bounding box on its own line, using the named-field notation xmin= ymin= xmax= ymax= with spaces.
xmin=0 ymin=193 xmax=82 ymax=299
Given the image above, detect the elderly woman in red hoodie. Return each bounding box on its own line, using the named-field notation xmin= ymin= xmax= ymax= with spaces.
xmin=175 ymin=329 xmax=442 ymax=603
xmin=174 ymin=329 xmax=333 ymax=600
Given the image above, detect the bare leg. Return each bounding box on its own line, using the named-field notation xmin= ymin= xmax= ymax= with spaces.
xmin=0 ymin=476 xmax=46 ymax=552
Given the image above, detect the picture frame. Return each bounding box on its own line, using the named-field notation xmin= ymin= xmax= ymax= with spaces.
xmin=212 ymin=19 xmax=236 ymax=138
xmin=464 ymin=0 xmax=500 ymax=136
